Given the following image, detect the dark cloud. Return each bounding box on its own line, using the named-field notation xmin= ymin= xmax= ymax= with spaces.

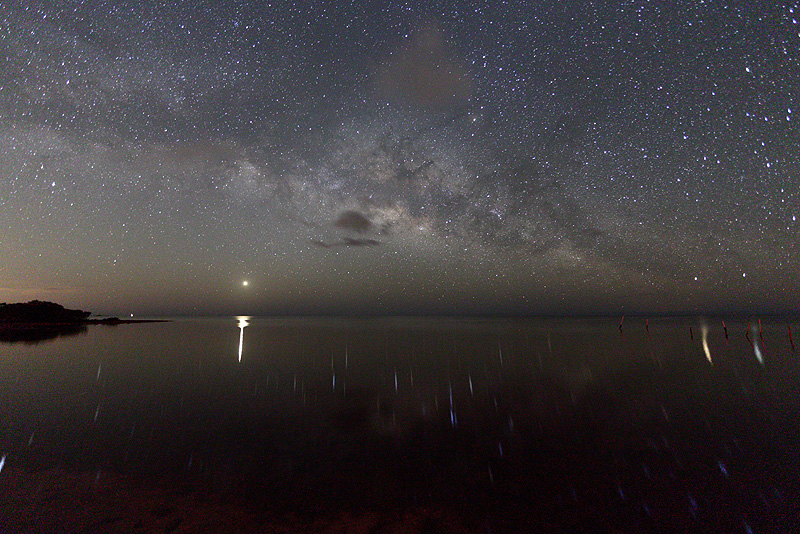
xmin=335 ymin=210 xmax=373 ymax=234
xmin=376 ymin=21 xmax=473 ymax=110
xmin=311 ymin=238 xmax=381 ymax=248
xmin=343 ymin=237 xmax=380 ymax=247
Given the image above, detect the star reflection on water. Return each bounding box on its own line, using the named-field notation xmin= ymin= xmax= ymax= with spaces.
xmin=0 ymin=316 xmax=796 ymax=532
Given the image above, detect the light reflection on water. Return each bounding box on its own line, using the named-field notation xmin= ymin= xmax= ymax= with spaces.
xmin=236 ymin=316 xmax=250 ymax=362
xmin=0 ymin=315 xmax=797 ymax=530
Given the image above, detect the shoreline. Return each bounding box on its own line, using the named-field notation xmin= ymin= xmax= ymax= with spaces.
xmin=0 ymin=317 xmax=169 ymax=343
xmin=0 ymin=317 xmax=170 ymax=329
xmin=85 ymin=317 xmax=170 ymax=325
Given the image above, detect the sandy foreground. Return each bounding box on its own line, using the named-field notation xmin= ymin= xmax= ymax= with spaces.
xmin=0 ymin=466 xmax=491 ymax=534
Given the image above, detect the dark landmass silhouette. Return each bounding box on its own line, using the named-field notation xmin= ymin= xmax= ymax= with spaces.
xmin=0 ymin=300 xmax=165 ymax=343
xmin=0 ymin=300 xmax=90 ymax=323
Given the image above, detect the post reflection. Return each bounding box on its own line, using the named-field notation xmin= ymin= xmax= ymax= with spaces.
xmin=236 ymin=316 xmax=250 ymax=362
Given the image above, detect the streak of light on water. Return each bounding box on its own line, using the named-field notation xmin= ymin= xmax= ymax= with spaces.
xmin=236 ymin=316 xmax=249 ymax=362
xmin=701 ymin=323 xmax=712 ymax=365
xmin=751 ymin=323 xmax=764 ymax=364
xmin=448 ymin=379 xmax=453 ymax=407
xmin=448 ymin=379 xmax=457 ymax=427
xmin=718 ymin=460 xmax=729 ymax=478
xmin=688 ymin=493 xmax=699 ymax=519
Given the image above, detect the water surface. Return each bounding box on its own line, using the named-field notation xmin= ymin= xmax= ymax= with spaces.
xmin=0 ymin=316 xmax=797 ymax=532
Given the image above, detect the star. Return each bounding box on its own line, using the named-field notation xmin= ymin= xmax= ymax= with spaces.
xmin=0 ymin=0 xmax=795 ymax=315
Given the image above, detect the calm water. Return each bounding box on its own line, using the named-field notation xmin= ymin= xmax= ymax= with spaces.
xmin=0 ymin=316 xmax=797 ymax=532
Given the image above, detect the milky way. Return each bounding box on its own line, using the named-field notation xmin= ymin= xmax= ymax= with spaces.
xmin=0 ymin=0 xmax=797 ymax=315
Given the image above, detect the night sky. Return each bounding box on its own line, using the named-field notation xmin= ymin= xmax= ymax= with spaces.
xmin=1 ymin=0 xmax=797 ymax=316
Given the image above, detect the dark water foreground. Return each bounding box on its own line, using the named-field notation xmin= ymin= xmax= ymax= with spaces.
xmin=0 ymin=316 xmax=797 ymax=533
